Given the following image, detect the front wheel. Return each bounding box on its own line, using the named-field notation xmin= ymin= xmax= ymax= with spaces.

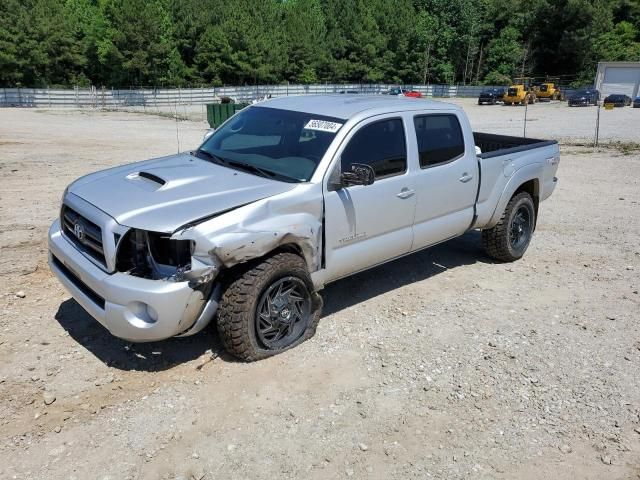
xmin=482 ymin=192 xmax=536 ymax=262
xmin=216 ymin=252 xmax=321 ymax=361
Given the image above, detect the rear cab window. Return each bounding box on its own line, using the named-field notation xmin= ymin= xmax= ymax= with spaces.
xmin=413 ymin=114 xmax=465 ymax=168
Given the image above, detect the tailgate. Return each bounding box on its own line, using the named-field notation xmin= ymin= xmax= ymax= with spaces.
xmin=541 ymin=146 xmax=560 ymax=201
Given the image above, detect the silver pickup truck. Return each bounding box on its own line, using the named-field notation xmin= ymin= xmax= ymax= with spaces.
xmin=48 ymin=95 xmax=560 ymax=360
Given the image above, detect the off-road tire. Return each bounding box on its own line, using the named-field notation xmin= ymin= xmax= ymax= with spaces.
xmin=216 ymin=252 xmax=322 ymax=361
xmin=482 ymin=192 xmax=536 ymax=262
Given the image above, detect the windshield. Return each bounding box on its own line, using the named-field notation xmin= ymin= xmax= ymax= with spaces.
xmin=198 ymin=106 xmax=344 ymax=182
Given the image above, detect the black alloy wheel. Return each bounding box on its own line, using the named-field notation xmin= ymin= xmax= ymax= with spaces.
xmin=509 ymin=204 xmax=533 ymax=252
xmin=256 ymin=276 xmax=311 ymax=350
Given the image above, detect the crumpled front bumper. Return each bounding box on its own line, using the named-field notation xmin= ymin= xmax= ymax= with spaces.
xmin=48 ymin=219 xmax=213 ymax=342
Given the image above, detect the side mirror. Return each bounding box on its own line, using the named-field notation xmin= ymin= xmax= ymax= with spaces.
xmin=341 ymin=163 xmax=375 ymax=187
xmin=202 ymin=128 xmax=215 ymax=142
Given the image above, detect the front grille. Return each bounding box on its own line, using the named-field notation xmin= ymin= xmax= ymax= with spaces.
xmin=61 ymin=205 xmax=107 ymax=266
xmin=51 ymin=254 xmax=105 ymax=309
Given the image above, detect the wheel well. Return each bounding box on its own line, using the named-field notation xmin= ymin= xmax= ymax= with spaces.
xmin=217 ymin=243 xmax=306 ymax=284
xmin=513 ymin=179 xmax=539 ymax=225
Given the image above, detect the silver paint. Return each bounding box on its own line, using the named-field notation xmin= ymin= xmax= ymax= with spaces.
xmin=48 ymin=95 xmax=560 ymax=342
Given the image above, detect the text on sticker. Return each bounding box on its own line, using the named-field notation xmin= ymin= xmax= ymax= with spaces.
xmin=304 ymin=119 xmax=343 ymax=133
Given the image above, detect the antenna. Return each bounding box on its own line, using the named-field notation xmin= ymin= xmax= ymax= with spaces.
xmin=174 ymin=101 xmax=180 ymax=153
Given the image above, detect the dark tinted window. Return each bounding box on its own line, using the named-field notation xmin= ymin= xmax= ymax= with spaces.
xmin=413 ymin=114 xmax=465 ymax=168
xmin=341 ymin=118 xmax=406 ymax=179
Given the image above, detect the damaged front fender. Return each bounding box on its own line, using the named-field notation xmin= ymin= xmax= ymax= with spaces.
xmin=172 ymin=184 xmax=324 ymax=275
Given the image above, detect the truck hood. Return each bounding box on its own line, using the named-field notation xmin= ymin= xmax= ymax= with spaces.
xmin=68 ymin=153 xmax=296 ymax=232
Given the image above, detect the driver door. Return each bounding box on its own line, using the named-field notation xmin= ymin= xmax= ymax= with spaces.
xmin=323 ymin=115 xmax=416 ymax=281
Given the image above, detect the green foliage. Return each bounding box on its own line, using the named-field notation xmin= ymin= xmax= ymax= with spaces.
xmin=485 ymin=27 xmax=523 ymax=81
xmin=483 ymin=71 xmax=512 ymax=85
xmin=0 ymin=0 xmax=638 ymax=87
xmin=593 ymin=21 xmax=640 ymax=62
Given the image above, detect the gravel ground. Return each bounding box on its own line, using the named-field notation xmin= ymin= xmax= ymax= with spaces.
xmin=0 ymin=105 xmax=639 ymax=480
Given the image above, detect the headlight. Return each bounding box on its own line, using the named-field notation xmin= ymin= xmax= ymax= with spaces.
xmin=115 ymin=229 xmax=219 ymax=286
xmin=116 ymin=229 xmax=193 ymax=280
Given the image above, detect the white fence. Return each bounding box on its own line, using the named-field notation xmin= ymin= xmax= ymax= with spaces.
xmin=0 ymin=84 xmax=551 ymax=108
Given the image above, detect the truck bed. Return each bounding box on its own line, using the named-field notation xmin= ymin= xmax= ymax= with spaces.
xmin=473 ymin=132 xmax=557 ymax=159
xmin=470 ymin=131 xmax=560 ymax=230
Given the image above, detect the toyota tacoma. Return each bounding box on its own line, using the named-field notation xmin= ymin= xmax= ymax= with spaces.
xmin=49 ymin=95 xmax=560 ymax=360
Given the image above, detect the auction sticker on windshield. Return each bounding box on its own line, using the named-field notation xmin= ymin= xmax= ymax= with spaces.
xmin=304 ymin=119 xmax=343 ymax=133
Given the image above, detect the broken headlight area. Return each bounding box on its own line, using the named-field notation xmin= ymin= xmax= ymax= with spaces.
xmin=116 ymin=229 xmax=217 ymax=287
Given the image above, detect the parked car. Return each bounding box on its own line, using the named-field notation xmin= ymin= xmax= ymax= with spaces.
xmin=603 ymin=94 xmax=632 ymax=107
xmin=477 ymin=88 xmax=505 ymax=105
xmin=634 ymin=96 xmax=640 ymax=108
xmin=49 ymin=96 xmax=559 ymax=360
xmin=568 ymin=88 xmax=600 ymax=106
xmin=387 ymin=87 xmax=423 ymax=98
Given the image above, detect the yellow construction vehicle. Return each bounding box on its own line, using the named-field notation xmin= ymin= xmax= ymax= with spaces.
xmin=503 ymin=83 xmax=537 ymax=105
xmin=535 ymin=78 xmax=563 ymax=101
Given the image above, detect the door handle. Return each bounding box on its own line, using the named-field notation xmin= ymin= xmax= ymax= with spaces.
xmin=459 ymin=172 xmax=473 ymax=183
xmin=396 ymin=188 xmax=415 ymax=199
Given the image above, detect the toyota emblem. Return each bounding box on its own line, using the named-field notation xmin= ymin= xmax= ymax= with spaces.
xmin=73 ymin=222 xmax=85 ymax=241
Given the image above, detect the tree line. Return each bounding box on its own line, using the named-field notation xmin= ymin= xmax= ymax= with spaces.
xmin=1 ymin=0 xmax=639 ymax=89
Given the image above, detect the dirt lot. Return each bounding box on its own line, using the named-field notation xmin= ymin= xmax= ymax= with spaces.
xmin=0 ymin=103 xmax=639 ymax=480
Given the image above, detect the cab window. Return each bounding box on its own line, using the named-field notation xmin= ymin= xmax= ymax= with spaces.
xmin=341 ymin=118 xmax=406 ymax=179
xmin=413 ymin=114 xmax=465 ymax=168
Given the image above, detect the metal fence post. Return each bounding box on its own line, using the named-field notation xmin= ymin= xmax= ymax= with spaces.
xmin=523 ymin=100 xmax=528 ymax=138
xmin=594 ymin=101 xmax=601 ymax=147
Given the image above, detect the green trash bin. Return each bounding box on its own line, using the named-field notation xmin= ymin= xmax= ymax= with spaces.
xmin=206 ymin=103 xmax=248 ymax=129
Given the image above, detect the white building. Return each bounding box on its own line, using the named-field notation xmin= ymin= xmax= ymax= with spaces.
xmin=594 ymin=61 xmax=640 ymax=97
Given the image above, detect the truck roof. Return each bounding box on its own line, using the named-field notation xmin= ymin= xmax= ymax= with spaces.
xmin=258 ymin=94 xmax=459 ymax=120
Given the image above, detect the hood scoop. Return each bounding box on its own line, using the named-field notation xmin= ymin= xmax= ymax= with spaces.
xmin=69 ymin=152 xmax=296 ymax=232
xmin=126 ymin=171 xmax=167 ymax=191
xmin=138 ymin=171 xmax=166 ymax=186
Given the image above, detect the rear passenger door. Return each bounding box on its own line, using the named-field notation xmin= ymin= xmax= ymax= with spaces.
xmin=324 ymin=116 xmax=416 ymax=281
xmin=410 ymin=112 xmax=479 ymax=249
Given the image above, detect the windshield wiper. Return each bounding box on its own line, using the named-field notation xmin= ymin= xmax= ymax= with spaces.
xmin=225 ymin=159 xmax=279 ymax=179
xmin=195 ymin=149 xmax=299 ymax=182
xmin=194 ymin=149 xmax=227 ymax=165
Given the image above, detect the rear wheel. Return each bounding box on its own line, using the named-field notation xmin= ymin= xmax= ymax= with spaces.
xmin=482 ymin=192 xmax=536 ymax=262
xmin=217 ymin=252 xmax=321 ymax=361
